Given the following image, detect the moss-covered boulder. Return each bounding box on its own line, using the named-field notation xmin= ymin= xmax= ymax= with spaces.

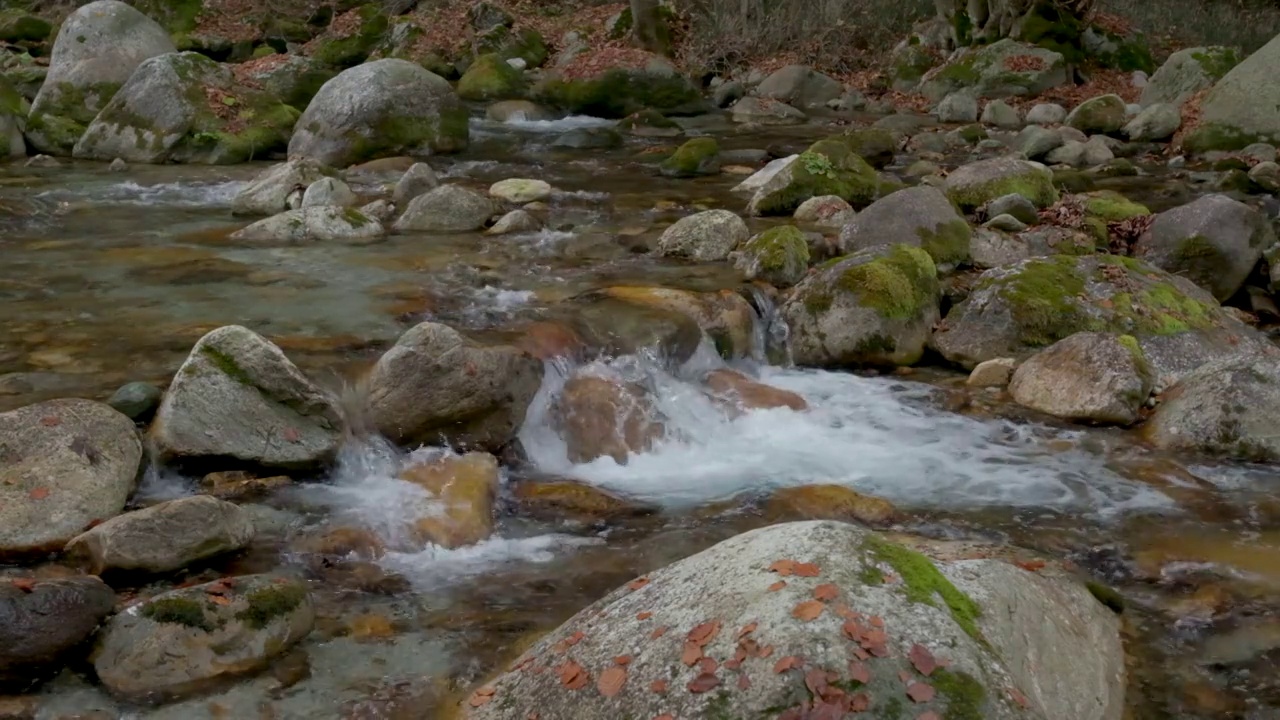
xmin=732 ymin=225 xmax=810 ymax=287
xmin=747 ymin=139 xmax=880 ymax=216
xmin=1009 ymin=332 xmax=1153 ymax=425
xmin=1134 ymin=193 xmax=1273 ymax=301
xmin=0 ymin=73 xmax=27 ymax=158
xmin=838 ymin=127 xmax=896 ymax=169
xmin=93 ymin=574 xmax=313 ymax=702
xmin=289 ymin=59 xmax=467 ymax=168
xmin=839 ymin=186 xmax=971 ymax=268
xmin=236 ymin=54 xmax=336 ymax=111
xmin=932 ymin=254 xmax=1251 ymax=373
xmin=659 ymin=137 xmax=719 ymax=178
xmin=150 ymin=325 xmax=344 ymax=473
xmin=1076 ymin=190 xmax=1149 ymax=245
xmin=0 ymin=10 xmax=51 ymax=44
xmin=534 ymin=54 xmax=703 ymax=118
xmin=465 ymin=520 xmax=1125 ymax=720
xmin=889 ymin=41 xmax=940 ymax=91
xmin=944 ymin=156 xmax=1058 ymax=212
xmin=1184 ymin=34 xmax=1280 ymax=151
xmin=457 ymin=52 xmax=526 ymax=101
xmin=1065 ymin=94 xmax=1127 ymax=135
xmin=476 ymin=25 xmax=548 ymax=68
xmin=783 ymin=244 xmax=940 ymax=367
xmin=618 ymin=108 xmax=681 ymax=136
xmin=1141 ymin=46 xmax=1240 ymax=108
xmin=307 ymin=5 xmax=387 ymax=69
xmin=919 ymin=39 xmax=1067 ymax=103
xmin=25 ymin=0 xmax=176 ymax=155
xmin=73 ymin=52 xmax=296 ymax=164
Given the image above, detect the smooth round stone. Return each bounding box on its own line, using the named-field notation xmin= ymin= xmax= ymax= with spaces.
xmin=107 ymin=381 xmax=162 ymax=421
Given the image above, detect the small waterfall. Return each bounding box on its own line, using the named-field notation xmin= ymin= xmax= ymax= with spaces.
xmin=744 ymin=285 xmax=793 ymax=367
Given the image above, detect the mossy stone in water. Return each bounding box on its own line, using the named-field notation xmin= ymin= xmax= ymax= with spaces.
xmin=659 ymin=137 xmax=719 ymax=178
xmin=734 ymin=225 xmax=810 ymax=287
xmin=236 ymin=582 xmax=307 ymax=629
xmin=748 ymin=139 xmax=880 ymax=216
xmin=107 ymin=381 xmax=162 ymax=421
xmin=457 ymin=52 xmax=526 ymax=101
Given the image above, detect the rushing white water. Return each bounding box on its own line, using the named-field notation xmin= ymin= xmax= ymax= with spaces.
xmin=35 ymin=179 xmax=245 ymax=208
xmin=484 ymin=114 xmax=616 ymax=133
xmin=518 ymin=352 xmax=1176 ymax=517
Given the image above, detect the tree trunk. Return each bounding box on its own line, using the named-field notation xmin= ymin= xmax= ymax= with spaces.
xmin=631 ymin=0 xmax=670 ymax=56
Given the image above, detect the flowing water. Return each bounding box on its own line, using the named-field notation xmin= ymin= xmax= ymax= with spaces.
xmin=4 ymin=112 xmax=1280 ymax=719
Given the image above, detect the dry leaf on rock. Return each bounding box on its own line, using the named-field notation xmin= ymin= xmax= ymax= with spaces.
xmin=792 ymin=600 xmax=824 ymax=621
xmin=597 ymin=666 xmax=627 ymax=697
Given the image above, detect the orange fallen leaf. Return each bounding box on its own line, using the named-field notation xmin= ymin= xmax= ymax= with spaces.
xmin=849 ymin=693 xmax=870 ymax=712
xmin=636 ymin=611 xmax=653 ymax=620
xmin=558 ymin=660 xmax=589 ymax=690
xmin=597 ymin=666 xmax=627 ymax=697
xmin=757 ymin=645 xmax=775 ymax=658
xmin=687 ymin=620 xmax=720 ymax=647
xmin=282 ymin=427 xmax=301 ymax=443
xmin=210 ymin=595 xmax=231 ymax=606
xmin=738 ymin=621 xmax=758 ymax=638
xmin=793 ymin=562 xmax=820 ymax=577
xmin=27 ymin=487 xmax=49 ymax=500
xmin=813 ymin=584 xmax=839 ymax=601
xmin=768 ymin=559 xmax=796 ymax=575
xmin=39 ymin=416 xmax=61 ymax=427
xmin=614 ymin=655 xmax=632 ymax=666
xmin=687 ymin=672 xmax=720 ymax=693
xmin=869 ymin=615 xmax=884 ymax=628
xmin=737 ymin=674 xmax=751 ymax=690
xmin=834 ymin=604 xmax=857 ymax=619
xmin=1016 ymin=559 xmax=1047 ymax=572
xmin=10 ymin=578 xmax=36 ymax=593
xmin=1008 ymin=687 xmax=1031 ymax=709
xmin=917 ymin=713 xmax=942 ymax=720
xmin=653 ymin=715 xmax=674 ymax=720
xmin=627 ymin=577 xmax=650 ymax=591
xmin=698 ymin=656 xmax=718 ymax=674
xmin=767 ymin=580 xmax=787 ymax=592
xmin=792 ymin=600 xmax=824 ymax=621
xmin=907 ymin=682 xmax=936 ymax=703
xmin=848 ymin=661 xmax=871 ymax=684
xmin=681 ymin=641 xmax=702 ymax=666
xmin=899 ymin=669 xmax=914 ymax=684
xmin=468 ymin=686 xmax=496 ymax=707
xmin=773 ymin=655 xmax=802 ymax=673
xmin=724 ymin=658 xmax=742 ymax=670
xmin=565 ymin=631 xmax=585 ymax=647
xmin=650 ymin=679 xmax=668 ymax=694
xmin=650 ymin=625 xmax=668 ymax=639
xmin=909 ymin=643 xmax=938 ymax=677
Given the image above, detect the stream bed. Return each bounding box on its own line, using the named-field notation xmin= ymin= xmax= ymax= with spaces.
xmin=3 ymin=112 xmax=1280 ymax=719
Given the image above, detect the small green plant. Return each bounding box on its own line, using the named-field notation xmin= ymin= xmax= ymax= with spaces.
xmin=801 ymin=151 xmax=837 ymax=180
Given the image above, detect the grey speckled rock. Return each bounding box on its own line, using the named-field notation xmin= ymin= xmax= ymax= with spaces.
xmin=944 ymin=156 xmax=1058 ymax=211
xmin=300 ymin=177 xmax=355 ymax=208
xmin=487 ymin=209 xmax=541 ymax=235
xmin=393 ymin=184 xmax=496 ymax=233
xmin=288 ymin=59 xmax=468 ymax=168
xmin=108 ymin=381 xmax=162 ymax=421
xmin=1025 ymin=103 xmax=1067 ymax=126
xmin=464 ymin=520 xmax=1124 ymax=720
xmin=1123 ymin=103 xmax=1180 ymax=142
xmin=0 ymin=399 xmax=142 ymax=557
xmin=231 ymin=159 xmax=332 ymax=217
xmin=1145 ymin=351 xmax=1280 ymax=460
xmin=981 ymin=100 xmax=1022 ymax=129
xmin=838 ymin=186 xmax=970 ymax=267
xmin=1135 ymin=193 xmax=1274 ymax=301
xmin=936 ymin=90 xmax=978 ymax=123
xmin=989 ymin=193 xmax=1039 ymax=225
xmin=1065 ymin=94 xmax=1127 ymax=134
xmin=1009 ymin=332 xmax=1153 ymax=425
xmin=24 ymin=1 xmax=175 ymax=155
xmin=1 ymin=576 xmax=116 ymax=692
xmin=364 ymin=321 xmax=542 ymax=451
xmin=1014 ymin=125 xmax=1064 ymax=160
xmin=655 ymin=209 xmax=749 ymax=262
xmin=65 ymin=495 xmax=254 ymax=575
xmin=1141 ymin=46 xmax=1240 ymax=108
xmin=93 ymin=574 xmax=313 ymax=702
xmin=150 ymin=326 xmax=343 ymax=472
xmin=753 ymin=64 xmax=843 ymax=110
xmin=392 ymin=162 xmax=439 ymax=206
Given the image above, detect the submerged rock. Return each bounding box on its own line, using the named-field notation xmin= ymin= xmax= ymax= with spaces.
xmin=512 ymin=479 xmax=649 ymax=523
xmin=1134 ymin=193 xmax=1274 ymax=301
xmin=704 ymin=369 xmax=808 ymax=412
xmin=0 ymin=399 xmax=142 ymax=557
xmin=24 ymin=0 xmax=176 ymax=155
xmin=464 ymin=520 xmax=1124 ymax=720
xmin=392 ymin=162 xmax=439 ymax=205
xmin=401 ymin=452 xmax=500 ymax=549
xmin=230 ymin=206 xmax=386 ymax=245
xmin=231 ymin=158 xmax=333 ymax=217
xmin=490 ymin=177 xmax=552 ymax=204
xmin=732 ymin=225 xmax=811 ymax=287
xmin=1145 ymin=352 xmax=1280 ymax=461
xmin=487 ymin=208 xmax=541 ymax=235
xmin=552 ymin=371 xmax=664 ymax=464
xmin=932 ymin=254 xmax=1253 ymax=375
xmin=839 ymin=186 xmax=971 ymax=268
xmin=654 ymin=209 xmax=749 ymax=261
xmin=594 ymin=286 xmax=757 ymax=361
xmin=1 ymin=576 xmax=116 ymax=692
xmin=746 ymin=139 xmax=880 ymax=216
xmin=65 ymin=495 xmax=255 ymax=575
xmin=107 ymin=381 xmax=162 ymax=421
xmin=659 ymin=137 xmax=720 ymax=178
xmin=93 ymin=575 xmax=313 ymax=702
xmin=783 ymin=244 xmax=940 ymax=367
xmin=150 ymin=325 xmax=344 ymax=472
xmin=73 ymin=52 xmax=297 ymax=164
xmin=364 ymin=322 xmax=542 ymax=452
xmin=765 ymin=484 xmax=897 ymax=525
xmin=289 ymin=59 xmax=468 ymax=168
xmin=393 ymin=184 xmax=495 ymax=232
xmin=1009 ymin=332 xmax=1153 ymax=425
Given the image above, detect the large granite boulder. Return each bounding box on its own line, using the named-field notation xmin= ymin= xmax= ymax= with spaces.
xmin=1144 ymin=351 xmax=1280 ymax=461
xmin=1009 ymin=332 xmax=1153 ymax=425
xmin=746 ymin=139 xmax=880 ymax=216
xmin=919 ymin=39 xmax=1067 ymax=103
xmin=230 ymin=158 xmax=333 ymax=217
xmin=1140 ymin=46 xmax=1240 ymax=108
xmin=1184 ymin=34 xmax=1280 ymax=151
xmin=839 ymin=186 xmax=971 ymax=268
xmin=1 ymin=576 xmax=116 ymax=692
xmin=944 ymin=156 xmax=1058 ymax=212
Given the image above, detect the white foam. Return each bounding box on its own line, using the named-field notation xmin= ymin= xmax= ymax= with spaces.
xmin=36 ymin=179 xmax=245 ymax=208
xmin=518 ymin=357 xmax=1176 ymax=517
xmin=496 ymin=115 xmax=616 ymax=133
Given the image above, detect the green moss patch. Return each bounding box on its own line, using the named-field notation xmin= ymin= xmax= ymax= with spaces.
xmin=932 ymin=668 xmax=987 ymax=720
xmin=457 ymin=53 xmax=526 ymax=101
xmin=752 ymin=140 xmax=880 ymax=216
xmin=862 ymin=536 xmax=983 ymax=641
xmin=535 ymin=66 xmax=701 ymax=118
xmin=141 ymin=596 xmax=214 ymax=631
xmin=660 ymin=137 xmax=719 ymax=177
xmin=236 ymin=582 xmax=306 ymax=629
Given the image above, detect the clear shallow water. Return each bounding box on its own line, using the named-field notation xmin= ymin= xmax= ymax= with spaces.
xmin=3 ymin=116 xmax=1279 ymax=718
